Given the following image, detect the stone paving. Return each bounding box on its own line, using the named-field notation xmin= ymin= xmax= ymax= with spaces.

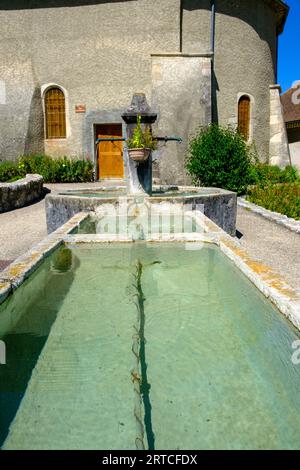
xmin=237 ymin=207 xmax=300 ymax=292
xmin=0 ymin=198 xmax=47 ymax=262
xmin=238 ymin=198 xmax=300 ymax=234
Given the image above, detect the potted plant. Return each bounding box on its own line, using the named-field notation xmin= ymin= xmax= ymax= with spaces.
xmin=127 ymin=115 xmax=157 ymax=162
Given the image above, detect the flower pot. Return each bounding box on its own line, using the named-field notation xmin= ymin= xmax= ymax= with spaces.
xmin=127 ymin=148 xmax=150 ymax=162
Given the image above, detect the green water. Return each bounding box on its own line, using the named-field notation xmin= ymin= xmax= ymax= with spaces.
xmin=59 ymin=190 xmax=210 ymax=199
xmin=60 ymin=191 xmax=127 ymax=199
xmin=0 ymin=250 xmax=77 ymax=446
xmin=1 ymin=243 xmax=300 ymax=450
xmin=74 ymin=215 xmax=199 ymax=237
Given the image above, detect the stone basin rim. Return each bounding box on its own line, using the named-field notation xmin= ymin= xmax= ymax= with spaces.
xmin=51 ymin=185 xmax=236 ymax=200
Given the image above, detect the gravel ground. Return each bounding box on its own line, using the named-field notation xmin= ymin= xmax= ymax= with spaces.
xmin=0 ymin=198 xmax=47 ymax=263
xmin=0 ymin=182 xmax=123 ymax=265
xmin=237 ymin=207 xmax=300 ymax=292
xmin=1 ymin=184 xmax=299 ymax=293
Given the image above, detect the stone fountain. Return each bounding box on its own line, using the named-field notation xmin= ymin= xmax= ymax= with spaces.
xmin=45 ymin=94 xmax=237 ymax=236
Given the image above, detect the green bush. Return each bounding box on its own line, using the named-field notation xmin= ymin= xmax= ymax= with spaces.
xmin=18 ymin=155 xmax=55 ymax=181
xmin=0 ymin=155 xmax=94 ymax=183
xmin=186 ymin=124 xmax=253 ymax=194
xmin=17 ymin=155 xmax=94 ymax=183
xmin=0 ymin=161 xmax=24 ymax=182
xmin=247 ymin=183 xmax=300 ymax=220
xmin=249 ymin=163 xmax=299 ymax=186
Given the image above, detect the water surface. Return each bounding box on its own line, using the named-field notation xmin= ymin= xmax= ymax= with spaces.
xmin=1 ymin=243 xmax=300 ymax=450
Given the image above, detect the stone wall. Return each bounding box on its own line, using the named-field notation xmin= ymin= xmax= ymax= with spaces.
xmin=181 ymin=0 xmax=211 ymax=53
xmin=213 ymin=0 xmax=278 ymax=159
xmin=151 ymin=54 xmax=212 ymax=185
xmin=0 ymin=0 xmax=285 ymax=182
xmin=0 ymin=0 xmax=181 ymax=162
xmin=269 ymin=85 xmax=291 ymax=167
xmin=0 ymin=174 xmax=44 ymax=213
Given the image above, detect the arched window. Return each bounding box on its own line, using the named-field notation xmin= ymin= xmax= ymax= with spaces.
xmin=238 ymin=95 xmax=251 ymax=141
xmin=45 ymin=87 xmax=66 ymax=139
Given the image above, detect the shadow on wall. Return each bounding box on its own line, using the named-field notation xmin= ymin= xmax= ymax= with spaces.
xmin=0 ymin=0 xmax=135 ymax=9
xmin=24 ymin=87 xmax=45 ymax=156
xmin=182 ymin=0 xmax=211 ymax=13
xmin=212 ymin=70 xmax=219 ymax=124
xmin=287 ymin=128 xmax=300 ymax=145
xmin=183 ymin=0 xmax=278 ymax=76
xmin=183 ymin=0 xmax=281 ymax=40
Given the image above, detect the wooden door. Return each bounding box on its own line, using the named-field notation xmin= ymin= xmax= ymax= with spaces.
xmin=238 ymin=96 xmax=250 ymax=141
xmin=96 ymin=124 xmax=124 ymax=179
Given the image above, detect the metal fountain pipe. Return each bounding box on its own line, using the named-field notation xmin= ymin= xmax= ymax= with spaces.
xmin=155 ymin=136 xmax=183 ymax=143
xmin=94 ymin=132 xmax=182 ymax=189
xmin=95 ymin=136 xmax=182 ymax=143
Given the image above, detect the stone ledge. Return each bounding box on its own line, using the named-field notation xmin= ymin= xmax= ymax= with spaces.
xmin=188 ymin=210 xmax=300 ymax=331
xmin=0 ymin=174 xmax=44 ymax=213
xmin=238 ymin=197 xmax=300 ymax=234
xmin=45 ymin=186 xmax=237 ymax=236
xmin=151 ymin=52 xmax=213 ymax=58
xmin=0 ymin=280 xmax=11 ymax=304
xmin=269 ymin=84 xmax=282 ymax=91
xmin=0 ymin=212 xmax=88 ymax=306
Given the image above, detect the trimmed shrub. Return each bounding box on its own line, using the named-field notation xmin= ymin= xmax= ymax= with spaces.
xmin=186 ymin=124 xmax=253 ymax=194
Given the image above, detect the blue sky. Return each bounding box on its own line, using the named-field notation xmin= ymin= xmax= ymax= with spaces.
xmin=278 ymin=0 xmax=300 ymax=92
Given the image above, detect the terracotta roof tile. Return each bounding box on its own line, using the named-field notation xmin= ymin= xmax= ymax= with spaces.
xmin=281 ymin=84 xmax=300 ymax=123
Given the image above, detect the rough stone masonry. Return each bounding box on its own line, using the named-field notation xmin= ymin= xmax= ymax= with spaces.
xmin=0 ymin=0 xmax=290 ymax=183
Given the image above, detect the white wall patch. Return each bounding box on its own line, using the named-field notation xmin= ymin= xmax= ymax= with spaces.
xmin=0 ymin=81 xmax=6 ymax=104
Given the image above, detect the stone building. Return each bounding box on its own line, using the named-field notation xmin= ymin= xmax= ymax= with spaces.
xmin=0 ymin=0 xmax=291 ymax=183
xmin=281 ymin=83 xmax=300 ymax=169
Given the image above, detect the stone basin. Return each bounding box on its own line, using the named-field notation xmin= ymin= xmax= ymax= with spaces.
xmin=45 ymin=185 xmax=237 ymax=236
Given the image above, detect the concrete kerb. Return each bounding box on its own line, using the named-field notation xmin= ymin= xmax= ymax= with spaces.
xmin=238 ymin=197 xmax=300 ymax=234
xmin=189 ymin=210 xmax=300 ymax=331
